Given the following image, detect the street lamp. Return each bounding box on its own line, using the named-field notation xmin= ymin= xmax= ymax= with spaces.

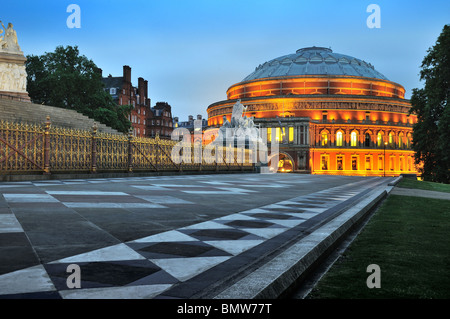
xmin=384 ymin=141 xmax=388 ymax=177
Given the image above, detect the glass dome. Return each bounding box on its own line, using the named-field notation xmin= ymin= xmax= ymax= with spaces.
xmin=243 ymin=46 xmax=388 ymax=82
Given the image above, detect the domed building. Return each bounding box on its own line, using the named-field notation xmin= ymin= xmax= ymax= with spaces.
xmin=206 ymin=46 xmax=418 ymax=176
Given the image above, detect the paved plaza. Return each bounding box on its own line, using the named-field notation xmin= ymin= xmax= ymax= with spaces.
xmin=0 ymin=173 xmax=394 ymax=299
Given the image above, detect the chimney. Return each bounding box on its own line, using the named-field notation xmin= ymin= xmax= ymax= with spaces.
xmin=123 ymin=65 xmax=131 ymax=83
xmin=138 ymin=77 xmax=145 ymax=103
xmin=197 ymin=114 xmax=202 ymax=120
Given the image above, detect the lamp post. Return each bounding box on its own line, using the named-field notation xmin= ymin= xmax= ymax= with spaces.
xmin=384 ymin=141 xmax=388 ymax=177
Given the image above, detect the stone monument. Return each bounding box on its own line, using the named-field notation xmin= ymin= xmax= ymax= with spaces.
xmin=215 ymin=99 xmax=262 ymax=146
xmin=0 ymin=20 xmax=30 ymax=101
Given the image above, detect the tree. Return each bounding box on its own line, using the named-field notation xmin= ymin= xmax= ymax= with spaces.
xmin=410 ymin=24 xmax=450 ymax=183
xmin=26 ymin=45 xmax=132 ymax=133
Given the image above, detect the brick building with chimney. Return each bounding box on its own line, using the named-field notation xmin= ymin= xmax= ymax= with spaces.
xmin=101 ymin=65 xmax=174 ymax=139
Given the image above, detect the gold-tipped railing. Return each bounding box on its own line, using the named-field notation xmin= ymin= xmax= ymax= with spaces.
xmin=0 ymin=117 xmax=254 ymax=175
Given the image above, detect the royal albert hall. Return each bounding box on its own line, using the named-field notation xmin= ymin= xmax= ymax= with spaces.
xmin=206 ymin=46 xmax=419 ymax=176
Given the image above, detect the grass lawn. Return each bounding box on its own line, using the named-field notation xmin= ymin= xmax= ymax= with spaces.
xmin=398 ymin=178 xmax=450 ymax=193
xmin=307 ymin=193 xmax=450 ymax=299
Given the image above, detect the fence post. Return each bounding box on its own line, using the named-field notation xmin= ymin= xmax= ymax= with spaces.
xmin=91 ymin=123 xmax=97 ymax=174
xmin=43 ymin=116 xmax=51 ymax=175
xmin=128 ymin=128 xmax=133 ymax=173
xmin=155 ymin=133 xmax=160 ymax=171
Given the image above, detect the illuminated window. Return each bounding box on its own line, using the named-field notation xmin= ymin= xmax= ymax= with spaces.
xmin=389 ymin=132 xmax=394 ymax=146
xmin=275 ymin=127 xmax=281 ymax=142
xmin=337 ymin=155 xmax=344 ymax=170
xmin=289 ymin=127 xmax=294 ymax=143
xmin=390 ymin=156 xmax=395 ymax=171
xmin=400 ymin=157 xmax=404 ymax=171
xmin=377 ymin=132 xmax=383 ymax=147
xmin=336 ymin=131 xmax=343 ymax=147
xmin=399 ymin=133 xmax=404 ymax=148
xmin=267 ymin=128 xmax=272 ymax=142
xmin=280 ymin=127 xmax=286 ymax=143
xmin=321 ymin=131 xmax=328 ymax=146
xmin=351 ymin=131 xmax=358 ymax=147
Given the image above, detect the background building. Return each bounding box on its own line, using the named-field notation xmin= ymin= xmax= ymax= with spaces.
xmin=148 ymin=102 xmax=174 ymax=139
xmin=173 ymin=114 xmax=208 ymax=143
xmin=102 ymin=66 xmax=174 ymax=139
xmin=102 ymin=65 xmax=150 ymax=137
xmin=206 ymin=47 xmax=418 ymax=176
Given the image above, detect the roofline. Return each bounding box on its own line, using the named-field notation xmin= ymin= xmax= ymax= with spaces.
xmin=226 ymin=74 xmax=405 ymax=93
xmin=206 ymin=94 xmax=411 ymax=112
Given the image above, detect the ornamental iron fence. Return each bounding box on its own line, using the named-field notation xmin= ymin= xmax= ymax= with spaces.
xmin=0 ymin=117 xmax=254 ymax=175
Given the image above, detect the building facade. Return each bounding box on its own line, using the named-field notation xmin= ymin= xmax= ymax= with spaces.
xmin=173 ymin=114 xmax=208 ymax=143
xmin=102 ymin=66 xmax=174 ymax=139
xmin=102 ymin=65 xmax=150 ymax=137
xmin=148 ymin=102 xmax=174 ymax=139
xmin=206 ymin=47 xmax=418 ymax=176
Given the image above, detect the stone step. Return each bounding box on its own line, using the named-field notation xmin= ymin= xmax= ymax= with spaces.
xmin=0 ymin=98 xmax=121 ymax=134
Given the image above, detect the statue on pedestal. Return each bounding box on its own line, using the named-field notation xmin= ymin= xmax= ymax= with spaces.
xmin=0 ymin=20 xmax=29 ymax=100
xmin=216 ymin=99 xmax=262 ymax=145
xmin=0 ymin=21 xmax=22 ymax=54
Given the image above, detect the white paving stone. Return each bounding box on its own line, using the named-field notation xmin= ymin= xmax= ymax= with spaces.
xmin=0 ymin=265 xmax=55 ymax=295
xmin=150 ymin=256 xmax=231 ymax=282
xmin=59 ymin=284 xmax=173 ymax=299
xmin=130 ymin=230 xmax=199 ymax=243
xmin=0 ymin=214 xmax=24 ymax=233
xmin=49 ymin=243 xmax=146 ymax=263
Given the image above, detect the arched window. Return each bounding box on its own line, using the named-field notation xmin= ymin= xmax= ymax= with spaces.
xmin=377 ymin=132 xmax=383 ymax=147
xmin=336 ymin=131 xmax=343 ymax=147
xmin=389 ymin=132 xmax=394 ymax=146
xmin=351 ymin=131 xmax=358 ymax=147
xmin=321 ymin=131 xmax=328 ymax=146
xmin=399 ymin=133 xmax=404 ymax=148
xmin=365 ymin=133 xmax=371 ymax=147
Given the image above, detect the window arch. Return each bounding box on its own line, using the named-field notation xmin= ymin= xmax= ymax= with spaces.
xmin=321 ymin=130 xmax=329 ymax=146
xmin=350 ymin=131 xmax=358 ymax=147
xmin=399 ymin=133 xmax=404 ymax=148
xmin=377 ymin=131 xmax=384 ymax=147
xmin=336 ymin=131 xmax=343 ymax=147
xmin=388 ymin=132 xmax=394 ymax=146
xmin=365 ymin=133 xmax=371 ymax=147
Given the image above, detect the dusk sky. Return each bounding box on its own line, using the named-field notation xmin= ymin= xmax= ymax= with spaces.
xmin=2 ymin=0 xmax=449 ymax=121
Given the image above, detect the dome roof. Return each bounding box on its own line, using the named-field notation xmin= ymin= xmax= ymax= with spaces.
xmin=243 ymin=46 xmax=389 ymax=82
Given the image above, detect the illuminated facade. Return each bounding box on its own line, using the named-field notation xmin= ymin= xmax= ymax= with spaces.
xmin=206 ymin=47 xmax=418 ymax=176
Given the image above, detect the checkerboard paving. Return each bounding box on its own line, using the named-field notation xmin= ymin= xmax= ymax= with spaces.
xmin=0 ymin=174 xmax=384 ymax=299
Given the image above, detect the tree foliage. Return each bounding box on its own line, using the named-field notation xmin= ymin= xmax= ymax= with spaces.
xmin=26 ymin=45 xmax=132 ymax=133
xmin=410 ymin=25 xmax=450 ymax=183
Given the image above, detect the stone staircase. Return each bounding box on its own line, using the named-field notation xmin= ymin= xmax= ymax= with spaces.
xmin=0 ymin=98 xmax=121 ymax=134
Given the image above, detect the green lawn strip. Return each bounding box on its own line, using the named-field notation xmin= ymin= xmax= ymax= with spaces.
xmin=397 ymin=178 xmax=450 ymax=193
xmin=308 ymin=194 xmax=450 ymax=299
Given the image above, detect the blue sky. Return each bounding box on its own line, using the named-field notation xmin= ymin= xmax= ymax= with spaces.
xmin=3 ymin=0 xmax=450 ymax=120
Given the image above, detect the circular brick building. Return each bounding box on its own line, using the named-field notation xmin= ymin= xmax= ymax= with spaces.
xmin=206 ymin=46 xmax=418 ymax=176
